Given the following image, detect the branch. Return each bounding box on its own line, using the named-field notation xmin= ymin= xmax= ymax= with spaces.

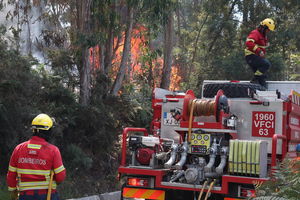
xmin=207 ymin=0 xmax=238 ymax=53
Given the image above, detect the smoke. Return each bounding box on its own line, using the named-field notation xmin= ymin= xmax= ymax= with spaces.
xmin=0 ymin=0 xmax=14 ymax=34
xmin=0 ymin=0 xmax=46 ymax=63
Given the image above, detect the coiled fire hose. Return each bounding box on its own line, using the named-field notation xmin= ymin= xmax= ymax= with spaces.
xmin=188 ymin=99 xmax=215 ymax=116
xmin=188 ymin=99 xmax=216 ymax=142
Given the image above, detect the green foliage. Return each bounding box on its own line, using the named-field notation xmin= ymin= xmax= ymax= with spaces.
xmin=268 ymin=53 xmax=286 ymax=81
xmin=0 ymin=37 xmax=41 ymax=172
xmin=47 ymin=49 xmax=78 ymax=89
xmin=0 ymin=176 xmax=10 ymax=200
xmin=253 ymin=197 xmax=286 ymax=200
xmin=254 ymin=159 xmax=300 ymax=200
xmin=288 ymin=53 xmax=300 ymax=80
xmin=64 ymin=144 xmax=93 ymax=170
xmin=121 ymin=83 xmax=153 ymax=129
xmin=138 ymin=0 xmax=178 ymax=25
xmin=209 ymin=50 xmax=251 ymax=81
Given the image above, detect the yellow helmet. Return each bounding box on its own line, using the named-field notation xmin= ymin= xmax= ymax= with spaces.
xmin=31 ymin=114 xmax=53 ymax=130
xmin=260 ymin=18 xmax=275 ymax=31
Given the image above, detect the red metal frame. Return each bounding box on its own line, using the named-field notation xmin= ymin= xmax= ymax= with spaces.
xmin=271 ymin=134 xmax=287 ymax=168
xmin=269 ymin=100 xmax=289 ymax=168
xmin=121 ymin=127 xmax=148 ymax=167
xmin=151 ymin=98 xmax=162 ymax=135
xmin=182 ymin=90 xmax=195 ymax=121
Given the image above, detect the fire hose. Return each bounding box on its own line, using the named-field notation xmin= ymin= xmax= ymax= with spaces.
xmin=197 ymin=179 xmax=216 ymax=200
xmin=204 ymin=179 xmax=216 ymax=200
xmin=47 ymin=171 xmax=54 ymax=200
xmin=197 ymin=180 xmax=208 ymax=200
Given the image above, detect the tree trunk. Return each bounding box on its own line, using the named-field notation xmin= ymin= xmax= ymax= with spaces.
xmin=249 ymin=0 xmax=255 ymax=22
xmin=16 ymin=0 xmax=21 ymax=52
xmin=78 ymin=0 xmax=92 ymax=106
xmin=80 ymin=48 xmax=92 ymax=106
xmin=111 ymin=6 xmax=134 ymax=96
xmin=175 ymin=6 xmax=186 ymax=82
xmin=100 ymin=45 xmax=105 ymax=73
xmin=104 ymin=28 xmax=114 ymax=76
xmin=242 ymin=0 xmax=249 ymax=24
xmin=187 ymin=13 xmax=209 ymax=86
xmin=103 ymin=0 xmax=118 ymax=77
xmin=25 ymin=0 xmax=32 ymax=55
xmin=147 ymin=29 xmax=154 ymax=88
xmin=160 ymin=13 xmax=174 ymax=90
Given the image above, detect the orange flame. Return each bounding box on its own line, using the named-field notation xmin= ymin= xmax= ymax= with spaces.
xmin=89 ymin=26 xmax=181 ymax=91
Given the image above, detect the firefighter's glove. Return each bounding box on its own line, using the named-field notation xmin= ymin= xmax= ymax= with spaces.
xmin=10 ymin=190 xmax=18 ymax=200
xmin=259 ymin=50 xmax=264 ymax=57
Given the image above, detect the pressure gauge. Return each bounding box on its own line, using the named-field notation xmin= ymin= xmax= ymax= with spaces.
xmin=204 ymin=135 xmax=209 ymax=141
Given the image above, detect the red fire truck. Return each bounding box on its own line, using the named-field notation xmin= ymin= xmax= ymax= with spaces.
xmin=118 ymin=81 xmax=300 ymax=200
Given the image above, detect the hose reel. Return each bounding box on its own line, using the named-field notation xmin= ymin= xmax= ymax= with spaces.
xmin=182 ymin=90 xmax=229 ymax=143
xmin=182 ymin=89 xmax=229 ymax=122
xmin=187 ymin=99 xmax=215 ymax=116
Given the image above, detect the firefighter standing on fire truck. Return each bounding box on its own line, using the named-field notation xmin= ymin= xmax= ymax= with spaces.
xmin=7 ymin=114 xmax=66 ymax=200
xmin=245 ymin=18 xmax=275 ymax=87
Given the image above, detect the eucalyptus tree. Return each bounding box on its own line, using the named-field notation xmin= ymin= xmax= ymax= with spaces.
xmin=159 ymin=7 xmax=174 ymax=90
xmin=110 ymin=0 xmax=135 ymax=96
xmin=108 ymin=0 xmax=178 ymax=94
xmin=268 ymin=0 xmax=300 ymax=80
xmin=173 ymin=0 xmax=241 ymax=90
xmin=135 ymin=0 xmax=178 ymax=90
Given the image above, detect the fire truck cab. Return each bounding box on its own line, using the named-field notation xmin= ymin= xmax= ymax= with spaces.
xmin=118 ymin=81 xmax=300 ymax=200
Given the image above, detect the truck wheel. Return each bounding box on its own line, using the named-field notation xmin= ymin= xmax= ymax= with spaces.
xmin=202 ymin=82 xmax=266 ymax=98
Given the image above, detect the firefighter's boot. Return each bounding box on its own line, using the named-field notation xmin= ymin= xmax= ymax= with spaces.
xmin=251 ymin=70 xmax=267 ymax=88
xmin=258 ymin=74 xmax=267 ymax=88
xmin=250 ymin=75 xmax=260 ymax=84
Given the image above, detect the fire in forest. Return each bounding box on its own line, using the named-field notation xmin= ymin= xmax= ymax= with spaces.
xmin=89 ymin=26 xmax=181 ymax=91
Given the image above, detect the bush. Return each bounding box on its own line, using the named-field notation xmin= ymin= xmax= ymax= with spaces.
xmin=254 ymin=159 xmax=300 ymax=200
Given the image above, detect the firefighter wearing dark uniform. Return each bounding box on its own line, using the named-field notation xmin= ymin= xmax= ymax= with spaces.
xmin=245 ymin=18 xmax=275 ymax=87
xmin=7 ymin=114 xmax=66 ymax=200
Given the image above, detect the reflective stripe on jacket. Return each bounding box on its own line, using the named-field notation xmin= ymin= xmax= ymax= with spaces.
xmin=245 ymin=29 xmax=268 ymax=56
xmin=7 ymin=136 xmax=66 ymax=191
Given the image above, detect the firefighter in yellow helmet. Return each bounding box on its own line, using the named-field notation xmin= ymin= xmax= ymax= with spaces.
xmin=7 ymin=114 xmax=66 ymax=200
xmin=245 ymin=18 xmax=275 ymax=87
